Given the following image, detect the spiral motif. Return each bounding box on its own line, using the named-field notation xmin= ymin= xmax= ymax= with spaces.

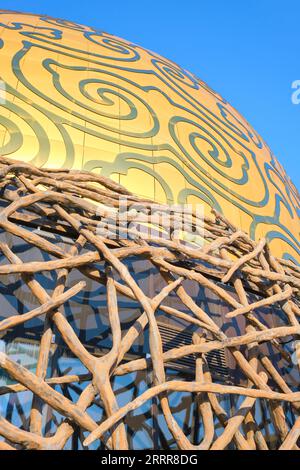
xmin=0 ymin=10 xmax=299 ymax=262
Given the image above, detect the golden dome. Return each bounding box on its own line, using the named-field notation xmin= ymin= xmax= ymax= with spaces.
xmin=0 ymin=10 xmax=299 ymax=262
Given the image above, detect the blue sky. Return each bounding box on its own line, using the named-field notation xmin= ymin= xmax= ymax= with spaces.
xmin=2 ymin=0 xmax=300 ymax=190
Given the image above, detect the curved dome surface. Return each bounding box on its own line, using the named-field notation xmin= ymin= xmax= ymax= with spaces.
xmin=0 ymin=10 xmax=299 ymax=262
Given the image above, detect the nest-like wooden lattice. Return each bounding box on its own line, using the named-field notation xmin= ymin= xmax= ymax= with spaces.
xmin=0 ymin=156 xmax=299 ymax=451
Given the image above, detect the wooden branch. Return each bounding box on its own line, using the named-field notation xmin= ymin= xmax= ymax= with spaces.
xmin=0 ymin=156 xmax=299 ymax=450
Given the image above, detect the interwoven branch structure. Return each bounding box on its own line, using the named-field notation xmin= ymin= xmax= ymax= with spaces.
xmin=0 ymin=156 xmax=299 ymax=450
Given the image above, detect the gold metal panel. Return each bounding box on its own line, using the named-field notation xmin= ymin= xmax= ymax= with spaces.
xmin=0 ymin=10 xmax=299 ymax=262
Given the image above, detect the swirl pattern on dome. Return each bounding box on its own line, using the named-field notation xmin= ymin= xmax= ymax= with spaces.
xmin=0 ymin=10 xmax=299 ymax=262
